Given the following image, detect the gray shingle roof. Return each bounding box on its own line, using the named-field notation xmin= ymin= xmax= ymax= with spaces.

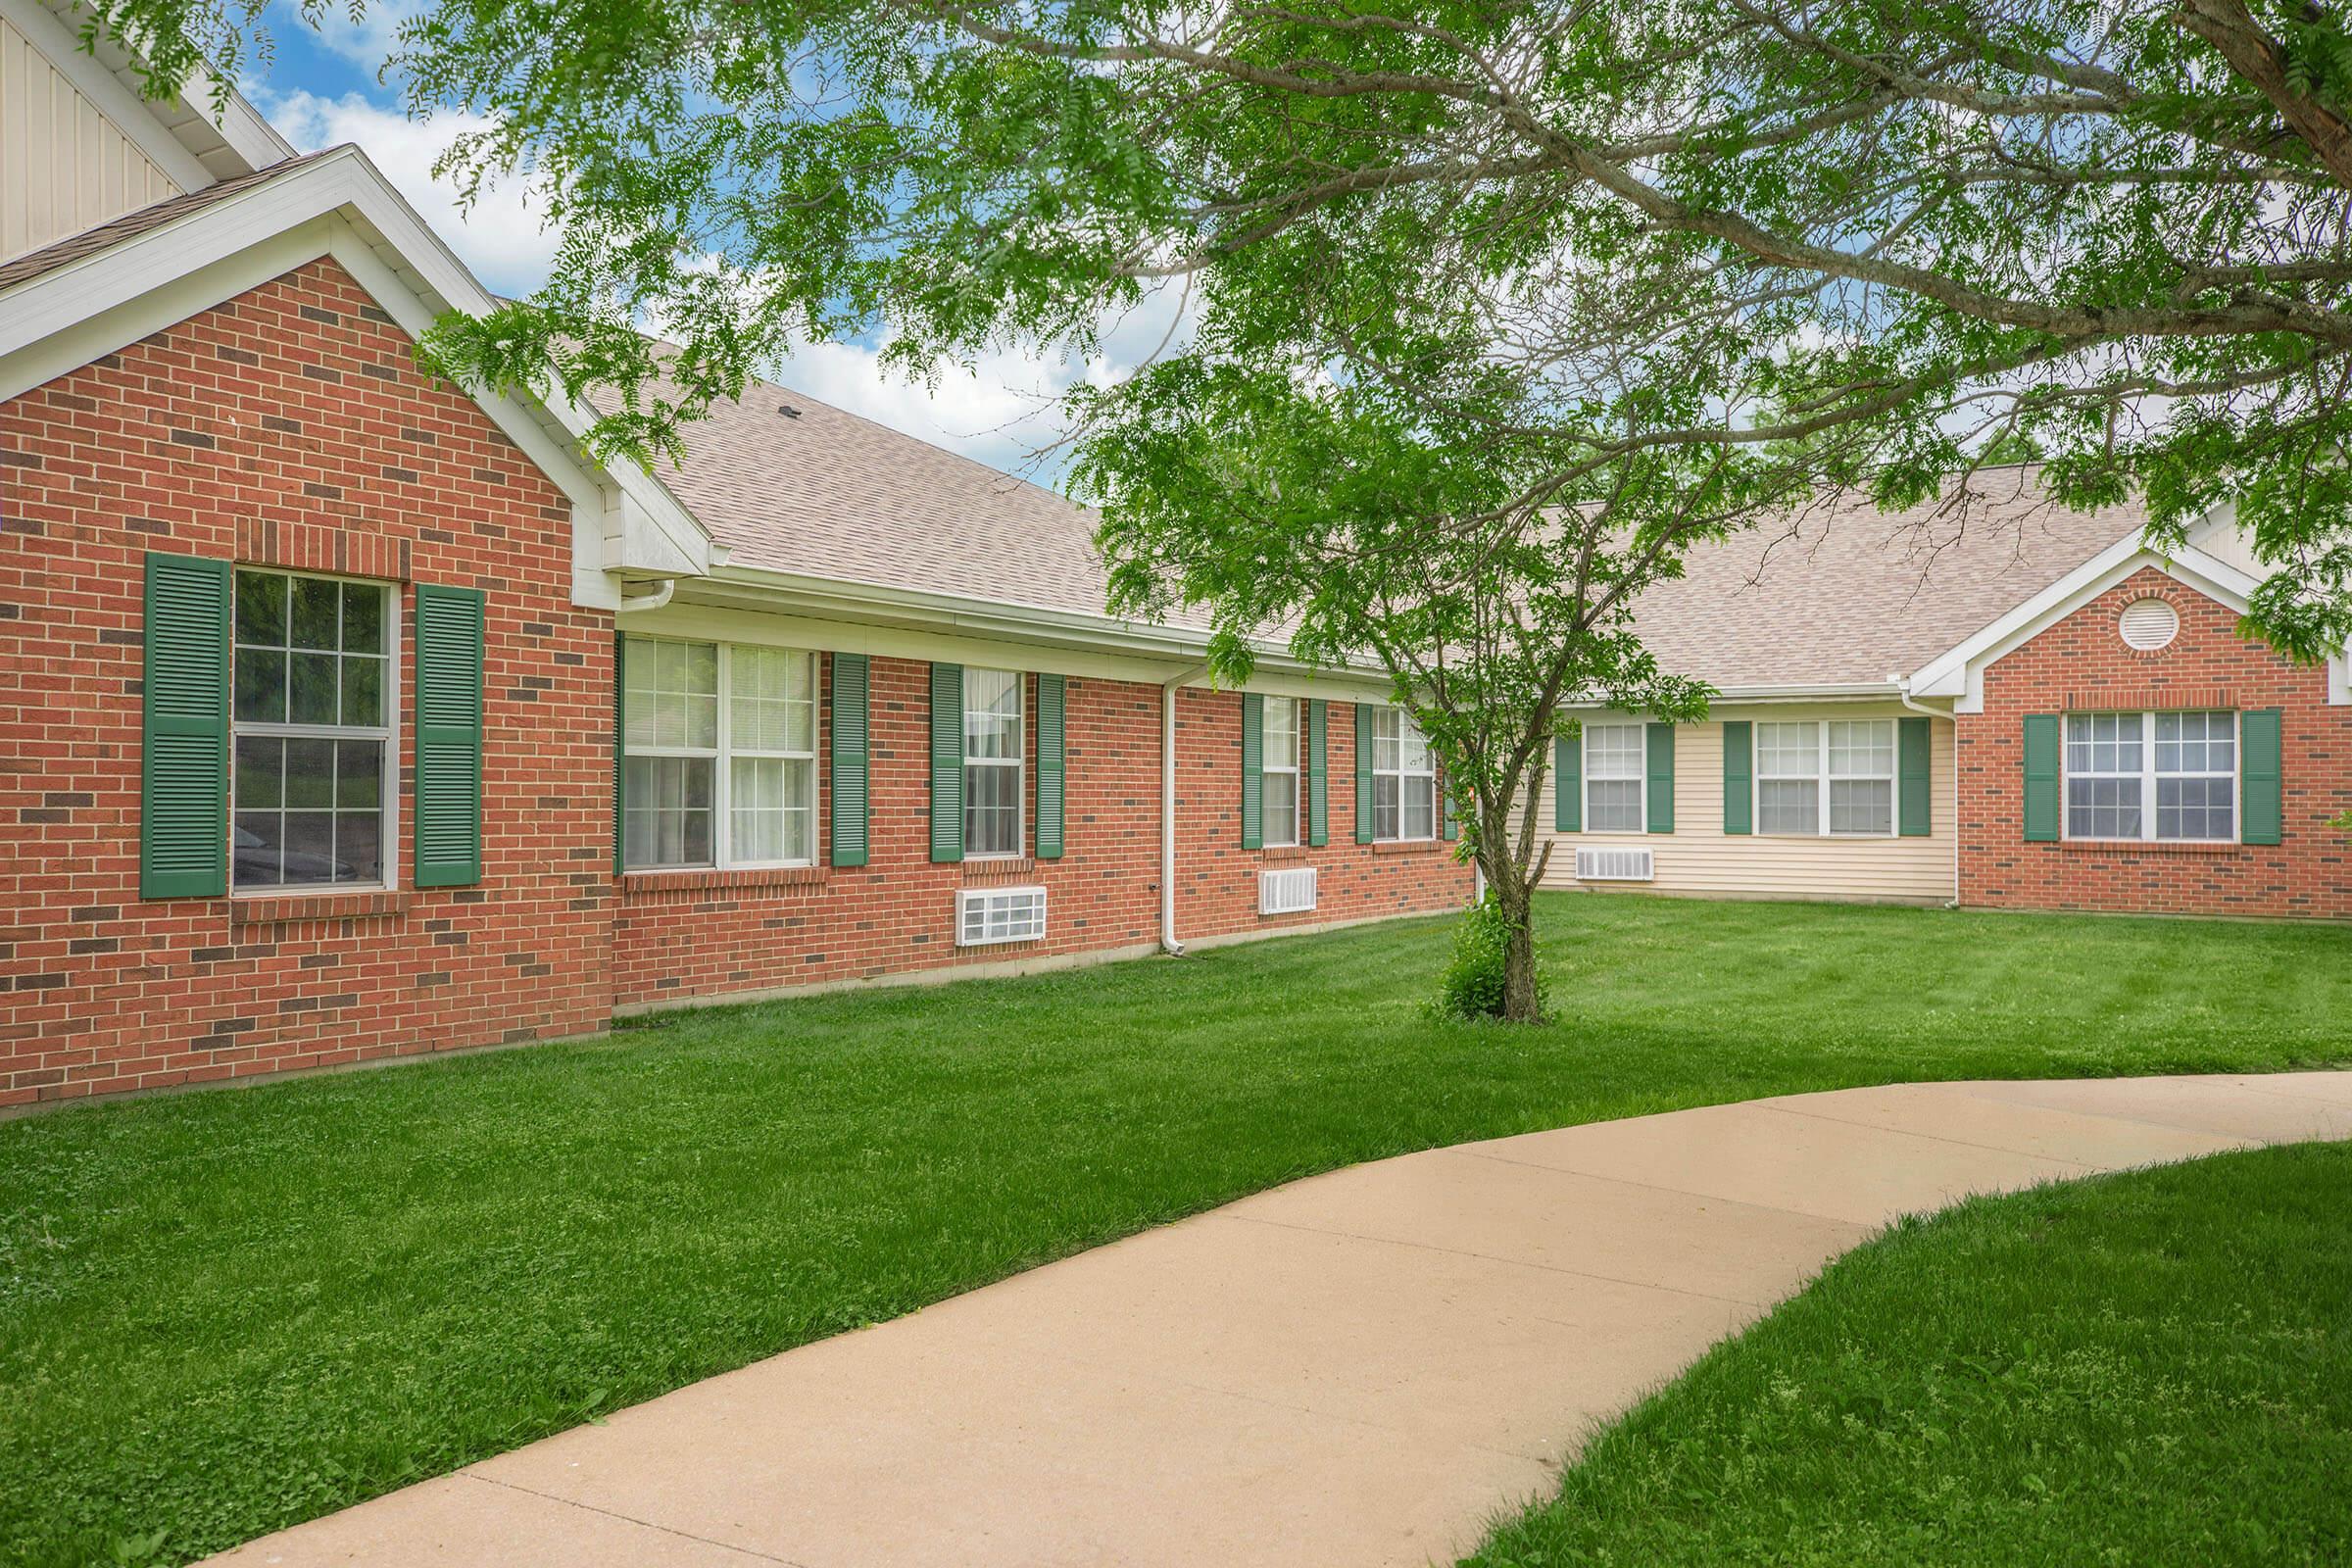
xmin=658 ymin=379 xmax=2138 ymax=689
xmin=1620 ymin=467 xmax=2142 ymax=689
xmin=642 ymin=375 xmax=1145 ymax=623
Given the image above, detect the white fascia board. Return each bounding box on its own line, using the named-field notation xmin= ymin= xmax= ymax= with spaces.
xmin=1558 ymin=682 xmax=1902 ymax=710
xmin=690 ymin=563 xmax=1396 ymax=694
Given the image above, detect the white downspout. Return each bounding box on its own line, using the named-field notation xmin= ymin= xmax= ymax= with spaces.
xmin=614 ymin=577 xmax=677 ymax=613
xmin=1160 ymin=663 xmax=1208 ymax=955
xmin=1895 ymin=676 xmax=1960 ymax=908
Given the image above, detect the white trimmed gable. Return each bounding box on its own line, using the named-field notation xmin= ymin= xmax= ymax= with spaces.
xmin=1903 ymin=522 xmax=2350 ymax=710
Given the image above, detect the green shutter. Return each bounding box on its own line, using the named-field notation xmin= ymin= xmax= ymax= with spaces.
xmin=830 ymin=653 xmax=870 ymax=867
xmin=612 ymin=631 xmax=625 ymax=876
xmin=1554 ymin=733 xmax=1581 ymax=832
xmin=1721 ymin=720 xmax=1752 ymax=835
xmin=1036 ymin=672 xmax=1066 ymax=859
xmin=1353 ymin=703 xmax=1375 ymax=844
xmin=1443 ymin=772 xmax=1461 ymax=841
xmin=1307 ymin=700 xmax=1329 ymax=847
xmin=1898 ymin=716 xmax=1933 ymax=837
xmin=2022 ymin=713 xmax=2060 ymax=843
xmin=2242 ymin=708 xmax=2282 ymax=846
xmin=413 ymin=583 xmax=484 ymax=888
xmin=141 ymin=552 xmax=230 ymax=899
xmin=929 ymin=662 xmax=963 ymax=862
xmin=1240 ymin=692 xmax=1264 ymax=849
xmin=1645 ymin=722 xmax=1675 ymax=834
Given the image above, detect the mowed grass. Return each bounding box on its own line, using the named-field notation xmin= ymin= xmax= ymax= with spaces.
xmin=2 ymin=895 xmax=2348 ymax=1565
xmin=1465 ymin=1139 xmax=2352 ymax=1568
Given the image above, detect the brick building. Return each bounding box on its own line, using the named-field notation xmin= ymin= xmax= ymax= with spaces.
xmin=0 ymin=20 xmax=1470 ymax=1105
xmin=4 ymin=2 xmax=2347 ymax=1107
xmin=1536 ymin=481 xmax=2352 ymax=918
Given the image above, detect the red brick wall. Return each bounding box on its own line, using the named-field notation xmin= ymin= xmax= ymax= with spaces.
xmin=611 ymin=658 xmax=1162 ymax=1003
xmin=611 ymin=673 xmax=1473 ymax=1004
xmin=1173 ymin=688 xmax=1473 ymax=942
xmin=1958 ymin=565 xmax=2352 ymax=918
xmin=0 ymin=259 xmax=614 ymax=1105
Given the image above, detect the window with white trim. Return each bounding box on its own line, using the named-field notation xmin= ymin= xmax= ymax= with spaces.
xmin=1754 ymin=719 xmax=1896 ymax=836
xmin=1583 ymin=721 xmax=1645 ymax=833
xmin=963 ymin=666 xmax=1024 ymax=858
xmin=1372 ymin=707 xmax=1437 ymax=841
xmin=623 ymin=635 xmax=817 ymax=869
xmin=231 ymin=568 xmax=395 ymax=889
xmin=1263 ymin=697 xmax=1301 ymax=847
xmin=2066 ymin=710 xmax=2235 ymax=842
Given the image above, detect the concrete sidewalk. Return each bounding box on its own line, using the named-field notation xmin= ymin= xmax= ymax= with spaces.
xmin=214 ymin=1072 xmax=2352 ymax=1568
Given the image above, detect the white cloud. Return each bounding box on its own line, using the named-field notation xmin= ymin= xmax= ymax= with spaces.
xmin=256 ymin=87 xmax=561 ymax=295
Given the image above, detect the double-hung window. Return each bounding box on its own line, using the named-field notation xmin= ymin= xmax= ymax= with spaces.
xmin=1754 ymin=719 xmax=1896 ymax=836
xmin=1583 ymin=722 xmax=1645 ymax=832
xmin=623 ymin=636 xmax=817 ymax=869
xmin=2066 ymin=711 xmax=2235 ymax=842
xmin=1372 ymin=707 xmax=1437 ymax=841
xmin=963 ymin=667 xmax=1024 ymax=858
xmin=231 ymin=568 xmax=394 ymax=889
xmin=1263 ymin=697 xmax=1301 ymax=847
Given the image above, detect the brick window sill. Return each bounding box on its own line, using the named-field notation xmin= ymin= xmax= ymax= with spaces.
xmin=2056 ymin=839 xmax=2248 ymax=858
xmin=960 ymin=858 xmax=1041 ymax=883
xmin=621 ymin=865 xmax=830 ymax=897
xmin=232 ymin=890 xmax=413 ymax=927
xmin=1259 ymin=845 xmax=1313 ymax=861
xmin=1372 ymin=838 xmax=1452 ymax=856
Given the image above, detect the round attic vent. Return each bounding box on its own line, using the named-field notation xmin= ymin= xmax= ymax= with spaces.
xmin=2119 ymin=596 xmax=2180 ymax=652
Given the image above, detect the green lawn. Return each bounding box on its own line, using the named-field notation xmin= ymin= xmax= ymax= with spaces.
xmin=1465 ymin=1139 xmax=2352 ymax=1567
xmin=2 ymin=895 xmax=2348 ymax=1566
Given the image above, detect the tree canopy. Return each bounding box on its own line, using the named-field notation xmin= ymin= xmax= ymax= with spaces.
xmin=103 ymin=0 xmax=2352 ymax=662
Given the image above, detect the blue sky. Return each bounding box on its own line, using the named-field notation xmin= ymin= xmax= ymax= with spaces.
xmin=243 ymin=5 xmax=1185 ymax=487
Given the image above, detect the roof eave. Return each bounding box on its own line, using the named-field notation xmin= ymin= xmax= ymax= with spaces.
xmin=693 ymin=562 xmax=1388 ymax=684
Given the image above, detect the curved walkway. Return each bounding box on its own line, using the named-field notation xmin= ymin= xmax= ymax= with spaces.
xmin=216 ymin=1072 xmax=2352 ymax=1568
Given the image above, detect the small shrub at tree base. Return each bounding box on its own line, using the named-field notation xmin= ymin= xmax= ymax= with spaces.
xmin=1437 ymin=897 xmax=1543 ymax=1022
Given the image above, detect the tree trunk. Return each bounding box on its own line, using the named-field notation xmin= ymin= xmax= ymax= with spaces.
xmin=1484 ymin=853 xmax=1544 ymax=1024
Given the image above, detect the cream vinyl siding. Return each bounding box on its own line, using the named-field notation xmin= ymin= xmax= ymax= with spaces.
xmin=0 ymin=15 xmax=181 ymax=262
xmin=1537 ymin=706 xmax=1956 ymax=905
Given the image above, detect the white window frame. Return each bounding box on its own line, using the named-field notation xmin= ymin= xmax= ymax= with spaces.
xmin=1263 ymin=697 xmax=1302 ymax=849
xmin=622 ymin=634 xmax=819 ymax=872
xmin=962 ymin=666 xmax=1025 ymax=860
xmin=1582 ymin=721 xmax=1647 ymax=835
xmin=1751 ymin=718 xmax=1898 ymax=839
xmin=1371 ymin=706 xmax=1438 ymax=843
xmin=230 ymin=566 xmax=400 ymax=894
xmin=2063 ymin=710 xmax=2238 ymax=844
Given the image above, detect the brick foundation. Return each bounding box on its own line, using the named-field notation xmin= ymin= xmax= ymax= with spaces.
xmin=1958 ymin=566 xmax=2352 ymax=918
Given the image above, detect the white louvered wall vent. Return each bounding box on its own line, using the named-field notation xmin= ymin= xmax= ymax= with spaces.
xmin=956 ymin=885 xmax=1048 ymax=946
xmin=1258 ymin=865 xmax=1319 ymax=916
xmin=1576 ymin=848 xmax=1655 ymax=882
xmin=2119 ymin=597 xmax=2180 ymax=651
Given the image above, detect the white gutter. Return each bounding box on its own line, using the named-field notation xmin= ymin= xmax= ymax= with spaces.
xmin=1894 ymin=675 xmax=1961 ymax=908
xmin=1159 ymin=662 xmax=1208 ymax=955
